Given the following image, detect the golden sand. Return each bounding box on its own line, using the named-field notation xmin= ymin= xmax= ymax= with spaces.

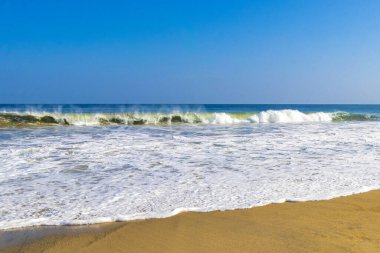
xmin=2 ymin=190 xmax=380 ymax=253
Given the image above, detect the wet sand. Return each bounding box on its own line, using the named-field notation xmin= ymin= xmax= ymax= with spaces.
xmin=2 ymin=190 xmax=380 ymax=253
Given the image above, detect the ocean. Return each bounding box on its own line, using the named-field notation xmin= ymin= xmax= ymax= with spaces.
xmin=1 ymin=104 xmax=380 ymax=229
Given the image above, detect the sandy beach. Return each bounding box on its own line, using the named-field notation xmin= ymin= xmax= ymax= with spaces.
xmin=2 ymin=0 xmax=380 ymax=252
xmin=2 ymin=190 xmax=380 ymax=253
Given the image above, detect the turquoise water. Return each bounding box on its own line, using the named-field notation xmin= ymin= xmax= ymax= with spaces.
xmin=1 ymin=104 xmax=380 ymax=126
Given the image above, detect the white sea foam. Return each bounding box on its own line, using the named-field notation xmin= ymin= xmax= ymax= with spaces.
xmin=211 ymin=113 xmax=242 ymax=124
xmin=248 ymin=110 xmax=332 ymax=123
xmin=1 ymin=121 xmax=380 ymax=229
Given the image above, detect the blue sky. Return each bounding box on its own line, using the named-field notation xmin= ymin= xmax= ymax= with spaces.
xmin=1 ymin=0 xmax=380 ymax=103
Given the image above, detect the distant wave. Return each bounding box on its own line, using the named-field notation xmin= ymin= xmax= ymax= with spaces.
xmin=0 ymin=110 xmax=379 ymax=127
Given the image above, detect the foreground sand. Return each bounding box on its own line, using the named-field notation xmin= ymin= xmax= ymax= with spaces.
xmin=2 ymin=190 xmax=380 ymax=253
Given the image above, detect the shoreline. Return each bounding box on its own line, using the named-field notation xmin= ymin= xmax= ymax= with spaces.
xmin=2 ymin=190 xmax=380 ymax=253
xmin=0 ymin=186 xmax=376 ymax=231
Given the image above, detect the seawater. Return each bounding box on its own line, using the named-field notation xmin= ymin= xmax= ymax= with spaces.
xmin=1 ymin=104 xmax=380 ymax=229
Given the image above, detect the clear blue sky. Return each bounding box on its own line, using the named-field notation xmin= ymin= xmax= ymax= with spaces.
xmin=1 ymin=0 xmax=380 ymax=104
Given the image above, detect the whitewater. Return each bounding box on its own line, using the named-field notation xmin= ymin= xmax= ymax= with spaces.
xmin=0 ymin=109 xmax=377 ymax=127
xmin=1 ymin=105 xmax=380 ymax=229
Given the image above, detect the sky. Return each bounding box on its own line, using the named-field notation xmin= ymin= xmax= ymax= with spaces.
xmin=1 ymin=0 xmax=380 ymax=104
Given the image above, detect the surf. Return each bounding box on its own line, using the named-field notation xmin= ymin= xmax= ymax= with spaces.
xmin=1 ymin=109 xmax=379 ymax=128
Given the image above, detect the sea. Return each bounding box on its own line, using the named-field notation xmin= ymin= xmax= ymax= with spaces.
xmin=1 ymin=104 xmax=380 ymax=229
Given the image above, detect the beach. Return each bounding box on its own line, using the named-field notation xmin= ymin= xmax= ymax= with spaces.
xmin=3 ymin=0 xmax=380 ymax=251
xmin=2 ymin=189 xmax=380 ymax=253
xmin=2 ymin=105 xmax=380 ymax=252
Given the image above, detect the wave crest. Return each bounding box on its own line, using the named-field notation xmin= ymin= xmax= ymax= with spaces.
xmin=0 ymin=110 xmax=378 ymax=127
xmin=248 ymin=110 xmax=332 ymax=123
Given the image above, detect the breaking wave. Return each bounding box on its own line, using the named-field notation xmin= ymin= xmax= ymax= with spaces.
xmin=0 ymin=110 xmax=379 ymax=127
